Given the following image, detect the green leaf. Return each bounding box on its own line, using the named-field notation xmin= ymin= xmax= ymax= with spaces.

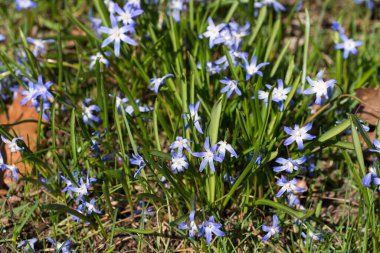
xmin=254 ymin=199 xmax=314 ymax=220
xmin=114 ymin=228 xmax=157 ymax=234
xmin=44 ymin=204 xmax=97 ymax=228
xmin=318 ymin=119 xmax=350 ymax=143
xmin=208 ymin=97 xmax=223 ymax=145
xmin=13 ymin=202 xmax=39 ymax=242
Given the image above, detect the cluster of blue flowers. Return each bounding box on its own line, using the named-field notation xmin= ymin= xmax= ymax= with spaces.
xmin=362 ymin=140 xmax=380 ymax=189
xmin=98 ymin=1 xmax=143 ymax=57
xmin=3 ymin=0 xmax=375 ymax=250
xmin=17 ymin=237 xmax=71 ymax=253
xmin=61 ymin=170 xmax=101 ymax=222
xmin=20 ymin=75 xmax=54 ymax=120
xmin=0 ymin=135 xmax=24 ymax=182
xmin=178 ymin=210 xmax=225 ymax=245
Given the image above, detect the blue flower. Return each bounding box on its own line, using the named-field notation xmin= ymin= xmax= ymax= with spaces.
xmin=0 ymin=34 xmax=6 ymax=42
xmin=198 ymin=216 xmax=225 ymax=245
xmin=362 ymin=164 xmax=378 ymax=187
xmin=4 ymin=164 xmax=19 ymax=181
xmin=82 ymin=98 xmax=101 ymax=127
xmin=215 ymin=50 xmax=248 ymax=69
xmin=273 ymin=156 xmax=306 ymax=173
xmin=304 ymin=70 xmax=336 ymax=105
xmin=20 ymin=80 xmax=38 ymax=105
xmin=115 ymin=3 xmax=144 ymax=26
xmin=0 ymin=152 xmax=6 ymax=171
xmin=109 ymin=93 xmax=129 ymax=113
xmin=287 ymin=193 xmax=301 ymax=207
xmin=261 ymin=215 xmax=281 ymax=241
xmin=296 ymin=0 xmax=303 ymax=11
xmin=17 ymin=238 xmax=38 ymax=252
xmin=200 ymin=17 xmax=227 ymax=48
xmin=185 ymin=101 xmax=203 ymax=134
xmin=301 ymin=230 xmax=322 ymax=248
xmin=79 ymin=198 xmax=102 ymax=215
xmin=130 ymin=152 xmax=146 ymax=178
xmin=89 ymin=10 xmax=103 ymax=37
xmin=372 ymin=177 xmax=380 ymax=191
xmin=216 ymin=140 xmax=237 ymax=160
xmin=178 ymin=210 xmax=198 ymax=237
xmin=47 ymin=238 xmax=72 ymax=253
xmin=192 ymin=137 xmax=223 ymax=172
xmin=197 ymin=61 xmax=223 ymax=75
xmin=99 ymin=14 xmax=137 ymax=57
xmin=89 ymin=52 xmax=111 ymax=70
xmin=272 ymin=79 xmax=291 ymax=111
xmin=34 ymin=75 xmax=54 ymax=101
xmin=248 ymin=150 xmax=263 ymax=165
xmin=149 ymin=74 xmax=175 ymax=94
xmin=254 ymin=0 xmax=285 ymax=12
xmin=228 ymin=21 xmax=250 ymax=48
xmin=61 ymin=175 xmax=75 ymax=197
xmin=170 ymin=151 xmax=188 ymax=173
xmin=26 ymin=37 xmax=55 ymax=57
xmin=170 ymin=136 xmax=192 ymax=155
xmin=1 ymin=135 xmax=24 ymax=153
xmin=14 ymin=0 xmax=37 ymax=11
xmin=369 ymin=139 xmax=380 ymax=153
xmin=254 ymin=84 xmax=272 ymax=105
xmin=125 ymin=0 xmax=141 ymax=9
xmin=70 ymin=177 xmax=92 ymax=202
xmin=354 ymin=0 xmax=374 ymax=10
xmin=335 ymin=34 xmax=362 ymax=59
xmin=331 ymin=21 xmax=345 ymax=34
xmin=224 ymin=173 xmax=238 ymax=185
xmin=241 ymin=55 xmax=270 ymax=80
xmin=275 ymin=175 xmax=306 ymax=198
xmin=220 ymin=78 xmax=241 ymax=98
xmin=168 ymin=0 xmax=186 ymax=22
xmin=284 ymin=123 xmax=315 ymax=150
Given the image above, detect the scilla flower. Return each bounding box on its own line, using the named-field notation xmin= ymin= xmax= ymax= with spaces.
xmin=220 ymin=78 xmax=241 ymax=98
xmin=26 ymin=37 xmax=55 ymax=57
xmin=17 ymin=238 xmax=38 ymax=252
xmin=170 ymin=151 xmax=188 ymax=173
xmin=254 ymin=0 xmax=285 ymax=12
xmin=15 ymin=0 xmax=37 ymax=11
xmin=262 ymin=215 xmax=281 ymax=241
xmin=241 ymin=55 xmax=270 ymax=80
xmin=284 ymin=123 xmax=315 ymax=150
xmin=335 ymin=34 xmax=362 ymax=59
xmin=99 ymin=14 xmax=137 ymax=57
xmin=200 ymin=17 xmax=226 ymax=48
xmin=272 ymin=79 xmax=291 ymax=111
xmin=149 ymin=74 xmax=175 ymax=94
xmin=82 ymin=98 xmax=101 ymax=127
xmin=275 ymin=175 xmax=306 ymax=197
xmin=304 ymin=70 xmax=336 ymax=105
xmin=192 ymin=137 xmax=223 ymax=172
xmin=273 ymin=156 xmax=306 ymax=173
xmin=1 ymin=135 xmax=24 ymax=153
xmin=178 ymin=210 xmax=198 ymax=237
xmin=198 ymin=216 xmax=225 ymax=245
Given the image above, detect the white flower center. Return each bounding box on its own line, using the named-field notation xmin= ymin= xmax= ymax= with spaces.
xmin=122 ymin=13 xmax=132 ymax=23
xmin=344 ymin=39 xmax=355 ymax=50
xmin=247 ymin=65 xmax=258 ymax=75
xmin=205 ymin=151 xmax=214 ymax=159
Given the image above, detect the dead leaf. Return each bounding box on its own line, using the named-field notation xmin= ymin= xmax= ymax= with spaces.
xmin=355 ymin=88 xmax=380 ymax=126
xmin=0 ymin=89 xmax=39 ymax=189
